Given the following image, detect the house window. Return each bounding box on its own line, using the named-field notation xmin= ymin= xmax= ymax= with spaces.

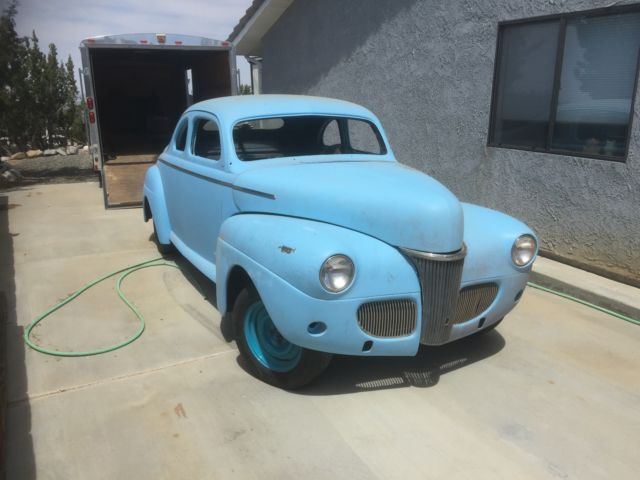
xmin=489 ymin=7 xmax=640 ymax=161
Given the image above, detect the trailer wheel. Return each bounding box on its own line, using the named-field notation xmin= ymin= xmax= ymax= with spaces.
xmin=233 ymin=286 xmax=332 ymax=389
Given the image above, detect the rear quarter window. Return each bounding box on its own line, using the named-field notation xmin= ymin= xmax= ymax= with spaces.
xmin=174 ymin=121 xmax=188 ymax=151
xmin=192 ymin=118 xmax=221 ymax=160
xmin=348 ymin=119 xmax=383 ymax=154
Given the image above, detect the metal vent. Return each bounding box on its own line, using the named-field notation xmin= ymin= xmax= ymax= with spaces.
xmin=357 ymin=299 xmax=417 ymax=338
xmin=452 ymin=283 xmax=499 ymax=324
xmin=402 ymin=246 xmax=466 ymax=345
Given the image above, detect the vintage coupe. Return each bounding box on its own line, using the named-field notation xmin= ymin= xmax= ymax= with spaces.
xmin=143 ymin=95 xmax=537 ymax=388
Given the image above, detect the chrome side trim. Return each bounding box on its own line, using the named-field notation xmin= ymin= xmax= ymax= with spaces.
xmin=158 ymin=159 xmax=276 ymax=199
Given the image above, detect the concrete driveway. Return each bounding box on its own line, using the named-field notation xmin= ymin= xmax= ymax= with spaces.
xmin=1 ymin=182 xmax=639 ymax=479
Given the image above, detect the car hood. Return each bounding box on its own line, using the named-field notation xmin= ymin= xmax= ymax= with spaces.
xmin=232 ymin=161 xmax=464 ymax=252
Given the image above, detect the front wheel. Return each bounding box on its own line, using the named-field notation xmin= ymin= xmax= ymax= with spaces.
xmin=233 ymin=287 xmax=332 ymax=389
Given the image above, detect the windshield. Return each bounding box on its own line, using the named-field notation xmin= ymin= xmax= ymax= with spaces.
xmin=232 ymin=115 xmax=387 ymax=161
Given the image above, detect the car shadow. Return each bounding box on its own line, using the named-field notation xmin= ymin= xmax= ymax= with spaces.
xmin=1 ymin=193 xmax=36 ymax=478
xmin=154 ymin=242 xmax=505 ymax=394
xmin=234 ymin=330 xmax=505 ymax=395
xmin=161 ymin=250 xmax=235 ymax=343
xmin=299 ymin=331 xmax=506 ymax=395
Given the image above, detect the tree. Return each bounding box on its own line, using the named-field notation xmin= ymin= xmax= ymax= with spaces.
xmin=0 ymin=1 xmax=27 ymax=152
xmin=62 ymin=55 xmax=83 ymax=143
xmin=239 ymin=84 xmax=252 ymax=95
xmin=21 ymin=31 xmax=48 ymax=148
xmin=41 ymin=42 xmax=64 ymax=147
xmin=0 ymin=2 xmax=86 ymax=152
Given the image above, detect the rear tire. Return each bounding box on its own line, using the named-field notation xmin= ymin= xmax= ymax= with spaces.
xmin=233 ymin=287 xmax=332 ymax=389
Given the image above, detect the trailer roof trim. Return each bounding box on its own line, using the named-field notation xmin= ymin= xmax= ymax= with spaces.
xmin=80 ymin=33 xmax=230 ymax=49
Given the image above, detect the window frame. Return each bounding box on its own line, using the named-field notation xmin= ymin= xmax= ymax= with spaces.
xmin=487 ymin=4 xmax=640 ymax=163
xmin=190 ymin=115 xmax=222 ymax=162
xmin=173 ymin=119 xmax=189 ymax=152
xmin=319 ymin=118 xmax=343 ymax=149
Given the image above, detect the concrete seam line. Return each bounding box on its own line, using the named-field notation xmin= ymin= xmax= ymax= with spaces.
xmin=6 ymin=349 xmax=235 ymax=407
xmin=10 ymin=247 xmax=158 ymax=269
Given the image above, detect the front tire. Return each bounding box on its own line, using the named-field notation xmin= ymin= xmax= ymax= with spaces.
xmin=233 ymin=287 xmax=331 ymax=389
xmin=152 ymin=218 xmax=174 ymax=255
xmin=478 ymin=317 xmax=503 ymax=335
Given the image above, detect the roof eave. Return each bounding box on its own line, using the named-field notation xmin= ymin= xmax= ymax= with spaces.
xmin=228 ymin=0 xmax=294 ymax=56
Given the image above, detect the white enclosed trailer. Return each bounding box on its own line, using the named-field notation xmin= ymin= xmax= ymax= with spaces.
xmin=79 ymin=33 xmax=236 ymax=208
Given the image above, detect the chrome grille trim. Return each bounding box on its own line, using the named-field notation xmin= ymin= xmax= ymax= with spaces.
xmin=400 ymin=244 xmax=467 ymax=261
xmin=402 ymin=246 xmax=466 ymax=345
xmin=452 ymin=283 xmax=499 ymax=324
xmin=357 ymin=299 xmax=417 ymax=338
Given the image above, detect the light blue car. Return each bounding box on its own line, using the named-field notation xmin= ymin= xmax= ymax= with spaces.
xmin=143 ymin=95 xmax=538 ymax=389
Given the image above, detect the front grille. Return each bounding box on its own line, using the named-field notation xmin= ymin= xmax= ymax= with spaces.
xmin=452 ymin=283 xmax=499 ymax=324
xmin=402 ymin=246 xmax=466 ymax=345
xmin=357 ymin=299 xmax=417 ymax=337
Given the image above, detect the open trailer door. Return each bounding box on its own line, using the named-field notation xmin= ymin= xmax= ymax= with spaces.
xmin=79 ymin=33 xmax=236 ymax=208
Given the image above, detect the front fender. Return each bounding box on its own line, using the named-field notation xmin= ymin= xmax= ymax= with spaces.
xmin=462 ymin=203 xmax=538 ymax=283
xmin=217 ymin=214 xmax=420 ymax=307
xmin=143 ymin=165 xmax=171 ymax=244
xmin=215 ymin=214 xmax=421 ymax=355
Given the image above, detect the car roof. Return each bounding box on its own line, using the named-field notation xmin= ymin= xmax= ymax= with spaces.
xmin=186 ymin=94 xmax=379 ymax=124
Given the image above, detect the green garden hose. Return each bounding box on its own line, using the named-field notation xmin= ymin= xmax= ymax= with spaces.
xmin=23 ymin=259 xmax=639 ymax=358
xmin=23 ymin=257 xmax=177 ymax=357
xmin=526 ymin=281 xmax=640 ymax=326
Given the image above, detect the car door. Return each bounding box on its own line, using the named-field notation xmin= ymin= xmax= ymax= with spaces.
xmin=171 ymin=112 xmax=231 ymax=280
xmin=159 ymin=118 xmax=190 ymax=238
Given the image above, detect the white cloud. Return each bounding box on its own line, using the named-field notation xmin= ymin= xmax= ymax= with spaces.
xmin=11 ymin=0 xmax=253 ymax=86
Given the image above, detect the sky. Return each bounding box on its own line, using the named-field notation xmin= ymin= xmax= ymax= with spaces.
xmin=5 ymin=0 xmax=254 ymax=87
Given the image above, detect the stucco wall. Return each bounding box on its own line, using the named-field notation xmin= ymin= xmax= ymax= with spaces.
xmin=259 ymin=0 xmax=640 ymax=285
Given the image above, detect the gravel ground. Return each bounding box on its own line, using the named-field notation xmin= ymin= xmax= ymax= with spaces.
xmin=6 ymin=152 xmax=96 ymax=186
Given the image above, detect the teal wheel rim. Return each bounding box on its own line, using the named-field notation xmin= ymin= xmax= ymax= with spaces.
xmin=243 ymin=301 xmax=301 ymax=372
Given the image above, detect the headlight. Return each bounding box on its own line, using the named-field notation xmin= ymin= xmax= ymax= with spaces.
xmin=511 ymin=234 xmax=537 ymax=267
xmin=320 ymin=255 xmax=355 ymax=293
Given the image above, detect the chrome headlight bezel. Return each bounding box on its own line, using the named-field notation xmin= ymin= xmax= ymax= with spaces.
xmin=511 ymin=234 xmax=537 ymax=267
xmin=319 ymin=254 xmax=355 ymax=293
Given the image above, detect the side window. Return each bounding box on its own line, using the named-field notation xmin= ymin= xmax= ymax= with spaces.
xmin=347 ymin=119 xmax=384 ymax=154
xmin=192 ymin=117 xmax=221 ymax=160
xmin=174 ymin=120 xmax=188 ymax=151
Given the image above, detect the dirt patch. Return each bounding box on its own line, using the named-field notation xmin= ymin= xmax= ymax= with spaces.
xmin=3 ymin=152 xmax=97 ymax=187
